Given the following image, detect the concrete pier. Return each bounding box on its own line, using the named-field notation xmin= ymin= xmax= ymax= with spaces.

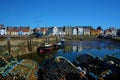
xmin=112 ymin=37 xmax=120 ymax=41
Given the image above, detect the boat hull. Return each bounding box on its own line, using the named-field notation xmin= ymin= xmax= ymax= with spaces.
xmin=37 ymin=44 xmax=53 ymax=55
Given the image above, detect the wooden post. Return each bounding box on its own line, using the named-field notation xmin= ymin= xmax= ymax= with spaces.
xmin=7 ymin=36 xmax=11 ymax=54
xmin=27 ymin=35 xmax=32 ymax=51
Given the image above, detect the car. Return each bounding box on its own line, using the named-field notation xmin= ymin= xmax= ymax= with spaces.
xmin=32 ymin=32 xmax=43 ymax=37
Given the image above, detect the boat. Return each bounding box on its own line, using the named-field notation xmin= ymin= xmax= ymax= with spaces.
xmin=59 ymin=37 xmax=65 ymax=46
xmin=37 ymin=43 xmax=53 ymax=54
xmin=37 ymin=27 xmax=54 ymax=55
xmin=54 ymin=41 xmax=64 ymax=50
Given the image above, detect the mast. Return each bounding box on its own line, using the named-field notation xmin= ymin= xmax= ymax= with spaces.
xmin=45 ymin=27 xmax=49 ymax=43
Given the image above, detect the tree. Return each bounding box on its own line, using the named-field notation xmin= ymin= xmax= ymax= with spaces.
xmin=97 ymin=26 xmax=103 ymax=30
xmin=89 ymin=26 xmax=95 ymax=30
xmin=33 ymin=28 xmax=37 ymax=32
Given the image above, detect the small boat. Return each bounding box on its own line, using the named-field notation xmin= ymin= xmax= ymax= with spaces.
xmin=54 ymin=41 xmax=64 ymax=50
xmin=60 ymin=38 xmax=65 ymax=45
xmin=37 ymin=43 xmax=53 ymax=54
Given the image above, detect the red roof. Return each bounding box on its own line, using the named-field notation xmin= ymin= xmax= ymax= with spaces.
xmin=6 ymin=27 xmax=30 ymax=32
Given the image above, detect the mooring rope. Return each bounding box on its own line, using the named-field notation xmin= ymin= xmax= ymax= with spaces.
xmin=55 ymin=56 xmax=83 ymax=73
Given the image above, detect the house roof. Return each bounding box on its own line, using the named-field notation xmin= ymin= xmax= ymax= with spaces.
xmin=91 ymin=30 xmax=101 ymax=34
xmin=23 ymin=29 xmax=30 ymax=32
xmin=6 ymin=27 xmax=30 ymax=32
xmin=0 ymin=24 xmax=4 ymax=28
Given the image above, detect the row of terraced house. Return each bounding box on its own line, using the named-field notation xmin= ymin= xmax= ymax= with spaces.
xmin=0 ymin=24 xmax=120 ymax=36
xmin=0 ymin=24 xmax=32 ymax=36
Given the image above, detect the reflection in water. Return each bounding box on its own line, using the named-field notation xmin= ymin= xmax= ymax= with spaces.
xmin=64 ymin=46 xmax=83 ymax=53
xmin=73 ymin=46 xmax=77 ymax=52
xmin=78 ymin=46 xmax=83 ymax=52
xmin=63 ymin=46 xmax=72 ymax=53
xmin=55 ymin=40 xmax=120 ymax=62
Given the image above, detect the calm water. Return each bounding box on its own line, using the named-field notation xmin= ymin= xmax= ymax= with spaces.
xmin=54 ymin=39 xmax=120 ymax=62
xmin=16 ymin=39 xmax=120 ymax=65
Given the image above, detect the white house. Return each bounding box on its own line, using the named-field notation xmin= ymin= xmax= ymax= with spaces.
xmin=22 ymin=27 xmax=31 ymax=35
xmin=104 ymin=28 xmax=117 ymax=36
xmin=48 ymin=27 xmax=58 ymax=36
xmin=0 ymin=28 xmax=6 ymax=35
xmin=58 ymin=27 xmax=65 ymax=36
xmin=73 ymin=27 xmax=77 ymax=35
xmin=83 ymin=28 xmax=90 ymax=35
xmin=53 ymin=27 xmax=58 ymax=35
xmin=117 ymin=29 xmax=120 ymax=36
xmin=111 ymin=28 xmax=117 ymax=36
xmin=78 ymin=27 xmax=84 ymax=35
xmin=65 ymin=26 xmax=72 ymax=35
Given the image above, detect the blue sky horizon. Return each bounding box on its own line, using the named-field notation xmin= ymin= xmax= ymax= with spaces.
xmin=0 ymin=0 xmax=120 ymax=30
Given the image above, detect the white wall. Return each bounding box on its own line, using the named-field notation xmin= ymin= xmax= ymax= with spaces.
xmin=78 ymin=28 xmax=83 ymax=35
xmin=73 ymin=28 xmax=77 ymax=35
xmin=0 ymin=29 xmax=6 ymax=35
xmin=53 ymin=27 xmax=58 ymax=35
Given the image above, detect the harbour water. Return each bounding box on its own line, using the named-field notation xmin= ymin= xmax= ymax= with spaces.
xmin=1 ymin=39 xmax=120 ymax=80
xmin=54 ymin=39 xmax=120 ymax=62
xmin=15 ymin=39 xmax=120 ymax=65
xmin=38 ymin=39 xmax=120 ymax=80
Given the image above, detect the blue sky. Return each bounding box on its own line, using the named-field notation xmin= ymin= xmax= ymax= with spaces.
xmin=0 ymin=0 xmax=120 ymax=29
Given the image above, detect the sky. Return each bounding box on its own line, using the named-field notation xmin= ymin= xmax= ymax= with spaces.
xmin=0 ymin=0 xmax=120 ymax=29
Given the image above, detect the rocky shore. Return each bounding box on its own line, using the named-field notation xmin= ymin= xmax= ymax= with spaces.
xmin=39 ymin=54 xmax=120 ymax=80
